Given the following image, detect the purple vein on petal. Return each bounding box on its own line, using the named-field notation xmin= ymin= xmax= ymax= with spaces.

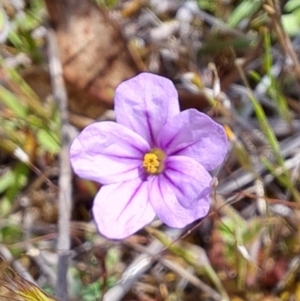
xmin=145 ymin=110 xmax=155 ymax=146
xmin=169 ymin=139 xmax=200 ymax=156
xmin=156 ymin=176 xmax=163 ymax=203
xmin=112 ymin=166 xmax=145 ymax=179
xmin=160 ymin=130 xmax=179 ymax=151
xmin=87 ymin=153 xmax=142 ymax=160
xmin=165 ymin=164 xmax=195 ymax=179
xmin=115 ymin=180 xmax=146 ymax=221
xmin=77 ymin=139 xmax=146 ymax=160
xmin=161 ymin=172 xmax=186 ymax=196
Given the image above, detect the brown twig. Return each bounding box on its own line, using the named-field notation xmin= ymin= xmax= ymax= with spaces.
xmin=264 ymin=0 xmax=300 ymax=82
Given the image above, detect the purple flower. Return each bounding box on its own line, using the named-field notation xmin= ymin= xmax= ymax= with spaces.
xmin=70 ymin=73 xmax=228 ymax=239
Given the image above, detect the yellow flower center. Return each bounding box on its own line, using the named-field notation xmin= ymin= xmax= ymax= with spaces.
xmin=143 ymin=148 xmax=166 ymax=175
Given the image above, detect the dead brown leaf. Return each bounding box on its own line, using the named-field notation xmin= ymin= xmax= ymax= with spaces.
xmin=45 ymin=0 xmax=140 ymax=119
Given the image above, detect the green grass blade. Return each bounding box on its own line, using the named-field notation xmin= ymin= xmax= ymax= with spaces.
xmin=263 ymin=30 xmax=291 ymax=121
xmin=227 ymin=0 xmax=262 ymax=27
xmin=0 ymin=85 xmax=28 ymax=119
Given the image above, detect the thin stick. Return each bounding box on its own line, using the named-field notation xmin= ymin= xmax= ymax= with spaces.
xmin=47 ymin=27 xmax=73 ymax=301
xmin=102 ymin=228 xmax=184 ymax=301
xmin=125 ymin=241 xmax=222 ymax=301
xmin=264 ymin=0 xmax=300 ymax=81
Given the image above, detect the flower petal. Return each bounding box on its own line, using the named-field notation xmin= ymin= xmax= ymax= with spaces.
xmin=163 ymin=156 xmax=212 ymax=208
xmin=70 ymin=122 xmax=150 ymax=184
xmin=149 ymin=175 xmax=210 ymax=228
xmin=92 ymin=179 xmax=156 ymax=239
xmin=114 ymin=73 xmax=180 ymax=146
xmin=157 ymin=109 xmax=228 ymax=170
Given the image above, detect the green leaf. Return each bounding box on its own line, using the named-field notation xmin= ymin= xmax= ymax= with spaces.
xmin=285 ymin=0 xmax=300 ymax=12
xmin=0 ymin=196 xmax=12 ymax=218
xmin=218 ymin=217 xmax=236 ymax=244
xmin=0 ymin=169 xmax=14 ymax=194
xmin=0 ymin=163 xmax=29 ymax=218
xmin=8 ymin=68 xmax=51 ymax=120
xmin=281 ymin=13 xmax=300 ymax=36
xmin=37 ymin=129 xmax=60 ymax=153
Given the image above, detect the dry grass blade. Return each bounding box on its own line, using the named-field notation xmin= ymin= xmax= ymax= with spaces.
xmin=0 ymin=257 xmax=58 ymax=301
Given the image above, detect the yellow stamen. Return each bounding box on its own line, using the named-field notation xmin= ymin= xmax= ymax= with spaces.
xmin=143 ymin=153 xmax=160 ymax=173
xmin=143 ymin=148 xmax=166 ymax=175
